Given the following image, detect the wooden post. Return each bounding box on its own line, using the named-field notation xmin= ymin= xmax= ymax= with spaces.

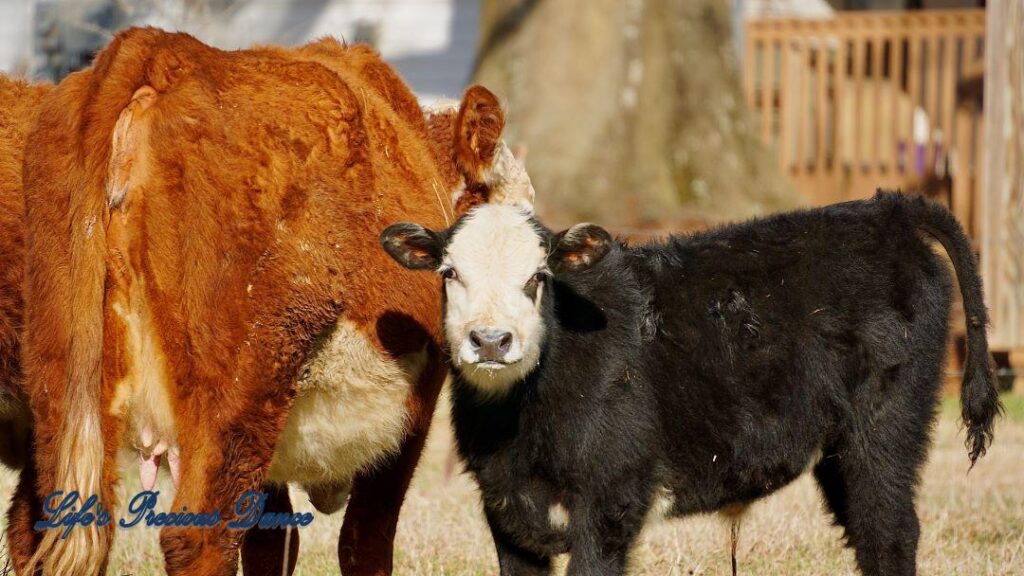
xmin=834 ymin=34 xmax=847 ymax=183
xmin=744 ymin=32 xmax=757 ymax=109
xmin=816 ymin=38 xmax=829 ymax=176
xmin=796 ymin=38 xmax=809 ymax=178
xmin=780 ymin=38 xmax=793 ymax=173
xmin=871 ymin=33 xmax=884 ymax=175
xmin=889 ymin=31 xmax=904 ymax=173
xmin=908 ymin=30 xmax=921 ymax=175
xmin=762 ymin=38 xmax=776 ymax=145
xmin=982 ymin=0 xmax=1024 ymax=359
xmin=940 ymin=27 xmax=957 ymax=173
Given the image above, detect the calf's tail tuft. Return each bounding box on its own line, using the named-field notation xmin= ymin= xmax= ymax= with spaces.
xmin=892 ymin=191 xmax=1002 ymax=466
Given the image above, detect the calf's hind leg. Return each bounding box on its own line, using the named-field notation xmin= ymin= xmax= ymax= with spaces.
xmin=834 ymin=451 xmax=922 ymax=576
xmin=831 ymin=364 xmax=941 ymax=576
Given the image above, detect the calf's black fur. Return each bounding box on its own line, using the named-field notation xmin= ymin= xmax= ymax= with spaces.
xmin=380 ymin=192 xmax=1000 ymax=576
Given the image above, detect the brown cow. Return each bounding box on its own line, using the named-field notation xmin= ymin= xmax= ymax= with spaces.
xmin=0 ymin=74 xmax=52 ymax=572
xmin=17 ymin=28 xmax=531 ymax=575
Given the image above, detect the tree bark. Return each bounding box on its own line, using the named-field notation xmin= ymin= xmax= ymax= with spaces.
xmin=474 ymin=0 xmax=800 ymax=229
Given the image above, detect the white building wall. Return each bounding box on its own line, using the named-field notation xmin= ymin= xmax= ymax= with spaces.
xmin=0 ymin=0 xmax=33 ymax=76
xmin=0 ymin=0 xmax=480 ymax=101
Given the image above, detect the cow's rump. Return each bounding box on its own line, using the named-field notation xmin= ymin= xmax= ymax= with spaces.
xmin=19 ymin=28 xmax=473 ymax=575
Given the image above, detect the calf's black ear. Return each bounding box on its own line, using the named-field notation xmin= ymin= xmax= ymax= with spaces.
xmin=380 ymin=223 xmax=443 ymax=270
xmin=549 ymin=223 xmax=612 ymax=274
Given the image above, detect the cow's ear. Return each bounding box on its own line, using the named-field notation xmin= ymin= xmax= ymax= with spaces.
xmin=549 ymin=224 xmax=612 ymax=274
xmin=455 ymin=85 xmax=505 ymax=179
xmin=380 ymin=223 xmax=444 ymax=270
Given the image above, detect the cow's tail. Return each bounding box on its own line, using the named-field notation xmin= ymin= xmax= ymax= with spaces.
xmin=24 ymin=192 xmax=110 ymax=576
xmin=23 ymin=72 xmax=115 ymax=576
xmin=897 ymin=191 xmax=1002 ymax=466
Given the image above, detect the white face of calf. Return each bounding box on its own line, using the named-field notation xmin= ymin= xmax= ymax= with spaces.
xmin=442 ymin=207 xmax=548 ymax=390
xmin=381 ymin=204 xmax=612 ymax=396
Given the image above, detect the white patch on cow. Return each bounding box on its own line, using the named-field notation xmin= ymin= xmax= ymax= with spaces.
xmin=108 ymin=276 xmax=179 ymax=482
xmin=449 ymin=177 xmax=467 ymax=206
xmin=443 ymin=204 xmax=547 ymax=394
xmin=267 ymin=320 xmax=424 ymax=493
xmin=422 ymin=98 xmax=459 ymax=116
xmin=303 ymin=478 xmax=353 ymax=515
xmin=481 ymin=142 xmax=536 ymax=211
xmin=548 ymin=502 xmax=570 ymax=531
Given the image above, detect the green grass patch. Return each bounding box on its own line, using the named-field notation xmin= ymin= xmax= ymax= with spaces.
xmin=941 ymin=393 xmax=1024 ymax=424
xmin=997 ymin=393 xmax=1024 ymax=423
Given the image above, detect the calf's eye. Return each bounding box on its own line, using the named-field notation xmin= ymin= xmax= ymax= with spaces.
xmin=441 ymin=267 xmax=459 ymax=281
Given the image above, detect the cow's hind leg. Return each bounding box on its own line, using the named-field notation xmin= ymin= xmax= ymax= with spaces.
xmin=159 ymin=253 xmax=342 ymax=575
xmin=240 ymin=483 xmax=299 ymax=576
xmin=338 ymin=350 xmax=447 ymax=576
xmin=160 ymin=325 xmax=312 ymax=575
xmin=160 ymin=369 xmax=298 ymax=576
xmin=5 ymin=448 xmax=41 ymax=574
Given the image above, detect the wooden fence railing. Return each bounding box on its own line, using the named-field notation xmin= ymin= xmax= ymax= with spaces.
xmin=744 ymin=9 xmax=986 ymax=219
xmin=981 ymin=1 xmax=1023 ymax=381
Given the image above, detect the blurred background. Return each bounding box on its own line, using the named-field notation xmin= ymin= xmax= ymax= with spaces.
xmin=0 ymin=2 xmax=1022 ymax=573
xmin=1 ymin=0 xmax=1019 ymax=393
xmin=0 ymin=0 xmax=1020 ymax=405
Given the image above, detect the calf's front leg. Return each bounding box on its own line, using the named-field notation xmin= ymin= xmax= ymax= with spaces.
xmin=564 ymin=503 xmax=645 ymax=576
xmin=486 ymin=511 xmax=552 ymax=576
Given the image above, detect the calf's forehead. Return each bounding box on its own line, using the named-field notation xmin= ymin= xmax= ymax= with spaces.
xmin=445 ymin=206 xmax=546 ymax=279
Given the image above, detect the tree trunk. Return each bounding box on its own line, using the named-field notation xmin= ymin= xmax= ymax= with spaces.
xmin=473 ymin=0 xmax=800 ymax=229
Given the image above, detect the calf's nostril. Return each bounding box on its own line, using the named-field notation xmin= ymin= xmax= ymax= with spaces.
xmin=498 ymin=332 xmax=513 ymax=353
xmin=469 ymin=330 xmax=484 ymax=348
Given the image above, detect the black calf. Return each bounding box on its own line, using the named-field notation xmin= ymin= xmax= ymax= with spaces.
xmin=381 ymin=191 xmax=1000 ymax=575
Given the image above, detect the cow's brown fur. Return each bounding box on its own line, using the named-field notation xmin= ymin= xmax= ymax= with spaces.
xmin=0 ymin=75 xmax=52 ymax=573
xmin=0 ymin=76 xmax=50 ymax=439
xmin=19 ymin=28 xmax=519 ymax=575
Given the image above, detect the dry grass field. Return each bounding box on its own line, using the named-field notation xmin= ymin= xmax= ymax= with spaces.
xmin=1 ymin=394 xmax=1022 ymax=575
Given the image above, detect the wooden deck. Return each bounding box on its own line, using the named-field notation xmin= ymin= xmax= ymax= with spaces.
xmin=743 ymin=9 xmax=985 ymax=224
xmin=744 ymin=8 xmax=1024 ymax=392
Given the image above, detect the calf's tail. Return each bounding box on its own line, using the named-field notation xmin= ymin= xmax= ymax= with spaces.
xmin=896 ymin=192 xmax=1001 ymax=466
